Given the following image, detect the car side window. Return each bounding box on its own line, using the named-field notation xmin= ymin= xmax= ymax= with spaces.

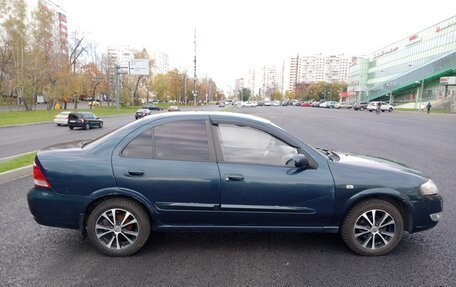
xmin=216 ymin=124 xmax=298 ymax=166
xmin=154 ymin=120 xmax=210 ymax=161
xmin=122 ymin=129 xmax=153 ymax=158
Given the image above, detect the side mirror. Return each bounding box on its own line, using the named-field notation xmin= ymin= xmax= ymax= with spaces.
xmin=293 ymin=154 xmax=309 ymax=168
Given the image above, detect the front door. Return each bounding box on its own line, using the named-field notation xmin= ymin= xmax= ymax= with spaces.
xmin=213 ymin=123 xmax=334 ymax=227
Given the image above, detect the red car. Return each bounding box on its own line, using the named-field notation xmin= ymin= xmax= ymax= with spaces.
xmin=301 ymin=102 xmax=311 ymax=107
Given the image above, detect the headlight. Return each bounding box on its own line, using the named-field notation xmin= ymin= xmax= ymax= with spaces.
xmin=420 ymin=179 xmax=438 ymax=195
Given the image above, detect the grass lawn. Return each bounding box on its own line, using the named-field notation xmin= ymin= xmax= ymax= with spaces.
xmin=0 ymin=152 xmax=36 ymax=173
xmin=0 ymin=106 xmax=142 ymax=127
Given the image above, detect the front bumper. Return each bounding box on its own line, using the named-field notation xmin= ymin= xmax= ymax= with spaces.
xmin=409 ymin=193 xmax=443 ymax=233
xmin=27 ymin=187 xmax=87 ymax=230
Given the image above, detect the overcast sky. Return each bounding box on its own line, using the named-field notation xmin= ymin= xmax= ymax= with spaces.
xmin=61 ymin=0 xmax=455 ymax=88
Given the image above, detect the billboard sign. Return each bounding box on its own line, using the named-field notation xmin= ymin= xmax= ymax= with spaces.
xmin=128 ymin=59 xmax=149 ymax=75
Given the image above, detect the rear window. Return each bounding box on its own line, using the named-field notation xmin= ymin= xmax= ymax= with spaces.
xmin=69 ymin=113 xmax=81 ymax=120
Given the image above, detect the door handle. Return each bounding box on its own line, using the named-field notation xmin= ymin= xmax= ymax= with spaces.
xmin=127 ymin=169 xmax=144 ymax=176
xmin=225 ymin=174 xmax=244 ymax=182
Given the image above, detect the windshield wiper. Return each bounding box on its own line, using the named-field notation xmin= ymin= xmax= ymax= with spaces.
xmin=316 ymin=147 xmax=340 ymax=161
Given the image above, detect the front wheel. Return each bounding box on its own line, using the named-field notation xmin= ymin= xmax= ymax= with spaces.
xmin=84 ymin=123 xmax=90 ymax=130
xmin=86 ymin=198 xmax=151 ymax=256
xmin=340 ymin=199 xmax=404 ymax=256
xmin=389 ymin=108 xmax=393 ymax=112
xmin=99 ymin=122 xmax=103 ymax=128
xmin=69 ymin=126 xmax=74 ymax=130
xmin=360 ymin=107 xmax=364 ymax=111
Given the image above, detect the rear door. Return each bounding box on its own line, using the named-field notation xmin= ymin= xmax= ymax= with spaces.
xmin=112 ymin=117 xmax=221 ymax=226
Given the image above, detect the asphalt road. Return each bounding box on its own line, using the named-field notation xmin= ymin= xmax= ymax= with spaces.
xmin=0 ymin=107 xmax=455 ymax=286
xmin=0 ymin=105 xmax=221 ymax=158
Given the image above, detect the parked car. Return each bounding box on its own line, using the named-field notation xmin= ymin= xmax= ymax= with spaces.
xmin=353 ymin=101 xmax=368 ymax=111
xmin=54 ymin=111 xmax=72 ymax=126
xmin=218 ymin=102 xmax=225 ymax=108
xmin=168 ymin=106 xmax=180 ymax=112
xmin=336 ymin=102 xmax=353 ymax=109
xmin=68 ymin=112 xmax=103 ymax=130
xmin=264 ymin=101 xmax=272 ymax=106
xmin=135 ymin=109 xmax=151 ymax=120
xmin=143 ymin=105 xmax=163 ymax=111
xmin=241 ymin=101 xmax=255 ymax=107
xmin=311 ymin=101 xmax=322 ymax=107
xmin=367 ymin=101 xmax=394 ymax=112
xmin=301 ymin=102 xmax=311 ymax=107
xmin=319 ymin=101 xmax=337 ymax=108
xmin=272 ymin=100 xmax=281 ymax=106
xmin=28 ymin=112 xmax=442 ymax=257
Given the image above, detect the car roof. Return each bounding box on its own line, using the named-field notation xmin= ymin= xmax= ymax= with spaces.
xmin=139 ymin=111 xmax=272 ymax=125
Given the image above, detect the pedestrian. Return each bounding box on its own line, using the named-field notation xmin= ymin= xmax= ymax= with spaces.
xmin=426 ymin=102 xmax=432 ymax=114
xmin=376 ymin=102 xmax=381 ymax=115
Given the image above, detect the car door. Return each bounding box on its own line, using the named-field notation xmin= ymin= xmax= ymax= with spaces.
xmin=112 ymin=117 xmax=221 ymax=226
xmin=212 ymin=120 xmax=335 ymax=228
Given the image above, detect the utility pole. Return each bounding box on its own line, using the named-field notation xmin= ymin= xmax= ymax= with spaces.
xmin=115 ymin=65 xmax=120 ymax=112
xmin=193 ymin=28 xmax=197 ymax=107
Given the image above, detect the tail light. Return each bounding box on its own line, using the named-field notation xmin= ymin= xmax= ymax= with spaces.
xmin=33 ymin=160 xmax=51 ymax=189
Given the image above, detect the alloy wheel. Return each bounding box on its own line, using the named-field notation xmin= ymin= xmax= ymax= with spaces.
xmin=353 ymin=209 xmax=396 ymax=250
xmin=95 ymin=208 xmax=139 ymax=250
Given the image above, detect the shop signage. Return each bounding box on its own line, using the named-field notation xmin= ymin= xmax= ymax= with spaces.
xmin=440 ymin=77 xmax=456 ymax=85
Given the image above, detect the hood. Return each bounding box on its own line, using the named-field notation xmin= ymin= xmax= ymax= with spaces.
xmin=334 ymin=152 xmax=424 ymax=177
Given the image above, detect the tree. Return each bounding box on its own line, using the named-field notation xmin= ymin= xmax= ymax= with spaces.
xmin=240 ymin=88 xmax=251 ymax=101
xmin=271 ymin=90 xmax=283 ymax=101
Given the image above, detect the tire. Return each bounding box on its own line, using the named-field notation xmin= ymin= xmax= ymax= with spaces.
xmin=57 ymin=124 xmax=61 ymax=126
xmin=369 ymin=110 xmax=373 ymax=112
xmin=86 ymin=197 xmax=151 ymax=257
xmin=99 ymin=122 xmax=103 ymax=128
xmin=340 ymin=199 xmax=404 ymax=256
xmin=84 ymin=123 xmax=90 ymax=130
xmin=389 ymin=108 xmax=393 ymax=112
xmin=69 ymin=126 xmax=74 ymax=130
xmin=360 ymin=107 xmax=364 ymax=111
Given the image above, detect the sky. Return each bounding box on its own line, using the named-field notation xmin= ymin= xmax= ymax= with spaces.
xmin=60 ymin=0 xmax=456 ymax=88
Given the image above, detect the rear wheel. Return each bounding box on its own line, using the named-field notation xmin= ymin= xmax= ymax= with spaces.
xmin=86 ymin=198 xmax=151 ymax=256
xmin=340 ymin=199 xmax=404 ymax=256
xmin=389 ymin=108 xmax=393 ymax=112
xmin=84 ymin=123 xmax=90 ymax=130
xmin=99 ymin=122 xmax=103 ymax=128
xmin=69 ymin=126 xmax=74 ymax=130
xmin=360 ymin=107 xmax=364 ymax=111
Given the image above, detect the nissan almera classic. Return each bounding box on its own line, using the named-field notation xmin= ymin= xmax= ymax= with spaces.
xmin=27 ymin=112 xmax=442 ymax=256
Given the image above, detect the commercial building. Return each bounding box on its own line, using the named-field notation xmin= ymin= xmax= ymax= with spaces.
xmin=347 ymin=15 xmax=456 ymax=111
xmin=150 ymin=50 xmax=169 ymax=75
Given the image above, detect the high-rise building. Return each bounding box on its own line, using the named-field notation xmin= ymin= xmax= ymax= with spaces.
xmin=107 ymin=46 xmax=135 ymax=86
xmin=285 ymin=54 xmax=350 ymax=92
xmin=1 ymin=0 xmax=68 ymax=55
xmin=150 ymin=50 xmax=169 ymax=75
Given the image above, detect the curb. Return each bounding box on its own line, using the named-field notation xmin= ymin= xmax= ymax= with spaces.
xmin=0 ymin=164 xmax=33 ymax=185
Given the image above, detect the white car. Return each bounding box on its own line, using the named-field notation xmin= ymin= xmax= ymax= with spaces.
xmin=264 ymin=101 xmax=272 ymax=106
xmin=241 ymin=101 xmax=255 ymax=107
xmin=367 ymin=101 xmax=394 ymax=112
xmin=272 ymin=100 xmax=280 ymax=106
xmin=54 ymin=111 xmax=72 ymax=126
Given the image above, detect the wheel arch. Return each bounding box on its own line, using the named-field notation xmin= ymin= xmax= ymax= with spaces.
xmin=79 ymin=188 xmax=158 ymax=237
xmin=339 ymin=190 xmax=413 ymax=233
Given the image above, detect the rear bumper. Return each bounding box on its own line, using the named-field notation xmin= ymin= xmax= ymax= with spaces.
xmin=27 ymin=187 xmax=87 ymax=229
xmin=409 ymin=193 xmax=443 ymax=233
